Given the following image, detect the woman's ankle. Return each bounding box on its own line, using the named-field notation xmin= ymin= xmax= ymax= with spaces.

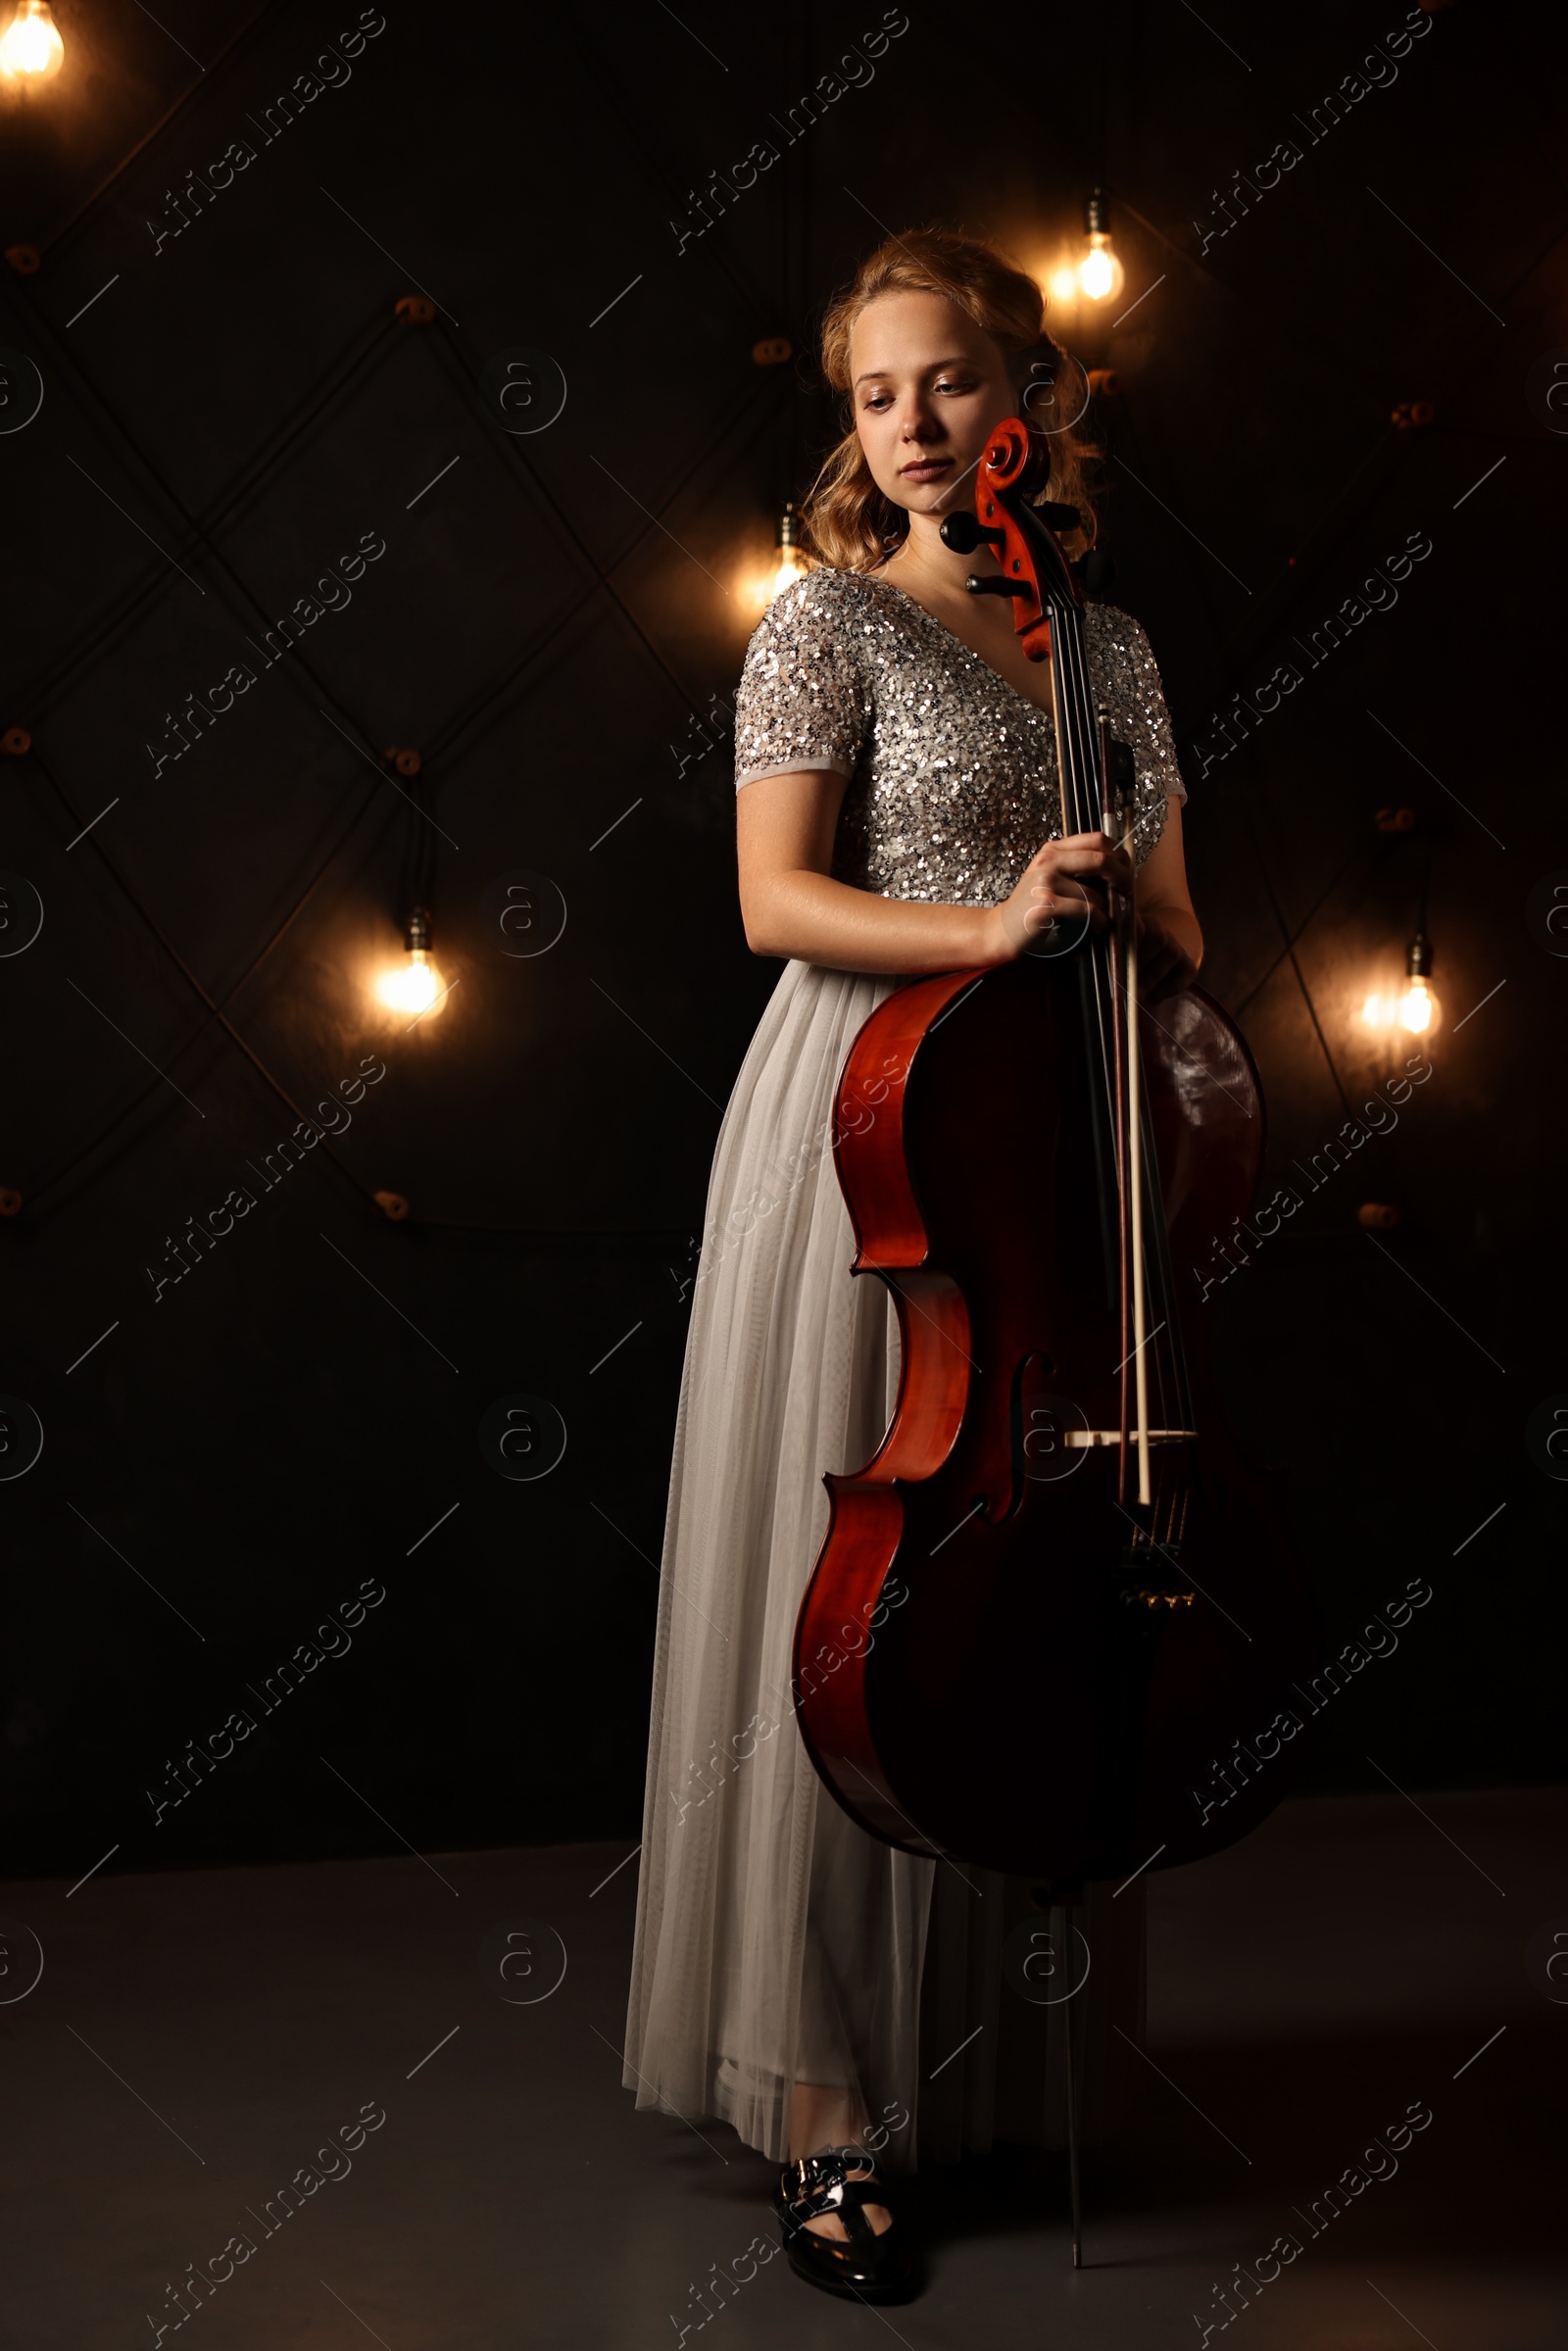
xmin=788 ymin=2081 xmax=868 ymax=2163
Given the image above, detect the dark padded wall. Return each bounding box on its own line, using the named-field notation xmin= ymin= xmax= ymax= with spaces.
xmin=2 ymin=0 xmax=1563 ymax=1880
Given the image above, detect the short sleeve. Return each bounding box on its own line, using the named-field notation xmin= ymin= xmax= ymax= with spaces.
xmin=732 ymin=570 xmax=873 ymax=790
xmin=1089 ymin=608 xmax=1187 ymax=802
xmin=1085 ymin=605 xmax=1187 ymax=867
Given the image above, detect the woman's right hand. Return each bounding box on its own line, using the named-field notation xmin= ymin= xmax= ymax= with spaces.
xmin=985 ymin=830 xmax=1134 ymax=962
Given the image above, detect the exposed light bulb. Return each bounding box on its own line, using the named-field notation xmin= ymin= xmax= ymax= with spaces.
xmin=378 ymin=951 xmax=443 ymax=1015
xmin=1048 ymin=265 xmax=1080 ymax=307
xmin=0 ymin=1 xmax=64 ymax=78
xmin=1078 ymin=242 xmax=1116 ymax=300
xmin=1362 ymin=932 xmax=1441 ymax=1039
xmin=1076 ymin=190 xmax=1125 ymax=304
xmin=375 ymin=906 xmax=448 ymax=1021
xmin=752 ymin=502 xmax=811 ymax=610
xmin=771 ymin=544 xmax=809 ymax=596
xmin=1397 ymin=931 xmax=1440 ymax=1037
xmin=1396 ymin=974 xmax=1439 ymax=1035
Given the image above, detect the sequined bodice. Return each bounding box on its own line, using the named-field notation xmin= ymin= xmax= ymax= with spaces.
xmin=732 ymin=567 xmax=1186 ymax=907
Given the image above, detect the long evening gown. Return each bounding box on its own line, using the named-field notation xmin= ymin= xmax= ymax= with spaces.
xmin=623 ymin=565 xmax=1188 ymax=2171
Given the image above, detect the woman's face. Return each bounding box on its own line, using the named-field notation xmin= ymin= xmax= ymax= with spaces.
xmin=848 ymin=289 xmax=1016 ymax=519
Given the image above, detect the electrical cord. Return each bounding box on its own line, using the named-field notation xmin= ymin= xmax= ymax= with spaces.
xmin=1230 ymin=839 xmax=1372 ymax=1020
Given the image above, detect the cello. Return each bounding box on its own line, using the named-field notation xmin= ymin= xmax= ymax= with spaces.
xmin=792 ymin=415 xmax=1319 ymax=1888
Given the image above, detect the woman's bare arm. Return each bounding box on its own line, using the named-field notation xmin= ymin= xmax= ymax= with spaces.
xmin=736 ymin=769 xmax=994 ymax=972
xmin=736 ymin=768 xmax=1140 ymax=977
xmin=1131 ymin=799 xmax=1203 ymax=994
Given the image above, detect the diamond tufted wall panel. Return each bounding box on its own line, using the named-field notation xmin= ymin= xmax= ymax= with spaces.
xmin=2 ymin=0 xmax=1565 ymax=1875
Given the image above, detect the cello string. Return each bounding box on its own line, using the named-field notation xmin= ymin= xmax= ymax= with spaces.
xmin=1022 ymin=482 xmax=1193 ymax=1541
xmin=1098 ymin=705 xmax=1134 ymax=1508
xmin=1048 ymin=597 xmax=1194 ymax=1551
xmin=1060 ymin=612 xmax=1196 ymax=1460
xmin=1050 ymin=590 xmax=1130 ymax=1432
xmin=1054 ymin=596 xmax=1126 ymax=1211
xmin=1057 ymin=596 xmax=1152 ymax=1510
xmin=1048 ymin=590 xmax=1121 ymax=1183
xmin=1059 ymin=597 xmax=1196 ymax=1530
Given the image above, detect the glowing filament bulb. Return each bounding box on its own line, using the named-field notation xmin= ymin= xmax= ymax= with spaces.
xmin=1396 ymin=975 xmax=1437 ymax=1034
xmin=1075 ymin=188 xmax=1125 ymax=304
xmin=378 ymin=951 xmax=441 ymax=1014
xmin=1362 ymin=933 xmax=1440 ymax=1039
xmin=0 ymin=2 xmax=65 ymax=77
xmin=376 ymin=907 xmax=447 ymax=1019
xmin=772 ymin=542 xmax=809 ymax=595
xmin=1078 ymin=240 xmax=1116 ymax=300
xmin=755 ymin=501 xmax=810 ymax=609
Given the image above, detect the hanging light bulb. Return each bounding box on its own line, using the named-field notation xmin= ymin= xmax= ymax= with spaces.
xmin=749 ymin=503 xmax=810 ymax=611
xmin=1076 ymin=187 xmax=1125 ymax=304
xmin=1395 ymin=930 xmax=1441 ymax=1036
xmin=769 ymin=502 xmax=809 ymax=597
xmin=1361 ymin=933 xmax=1442 ymax=1039
xmin=375 ymin=906 xmax=448 ymax=1021
xmin=0 ymin=2 xmax=65 ymax=79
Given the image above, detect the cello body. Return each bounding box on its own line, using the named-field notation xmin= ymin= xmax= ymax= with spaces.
xmin=792 ymin=954 xmax=1319 ymax=1882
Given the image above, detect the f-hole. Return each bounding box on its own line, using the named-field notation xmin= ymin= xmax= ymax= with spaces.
xmin=1008 ymin=1350 xmax=1058 ymax=1514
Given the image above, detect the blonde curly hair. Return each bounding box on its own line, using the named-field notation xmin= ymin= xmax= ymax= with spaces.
xmin=802 ymin=226 xmax=1101 ymax=572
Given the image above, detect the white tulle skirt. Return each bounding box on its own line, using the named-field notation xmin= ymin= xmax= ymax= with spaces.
xmin=622 ymin=958 xmax=1146 ymax=2172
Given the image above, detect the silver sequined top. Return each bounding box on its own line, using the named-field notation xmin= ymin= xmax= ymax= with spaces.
xmin=733 ymin=567 xmax=1186 ymax=904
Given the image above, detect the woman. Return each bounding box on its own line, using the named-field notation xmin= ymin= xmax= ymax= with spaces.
xmin=623 ymin=228 xmax=1200 ymax=2301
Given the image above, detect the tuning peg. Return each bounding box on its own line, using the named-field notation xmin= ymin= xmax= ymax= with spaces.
xmin=965 ymin=574 xmax=1028 ymax=597
xmin=940 ymin=512 xmax=1005 ymax=555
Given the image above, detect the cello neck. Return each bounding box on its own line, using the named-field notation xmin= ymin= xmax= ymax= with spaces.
xmin=956 ymin=416 xmax=1194 ymax=1510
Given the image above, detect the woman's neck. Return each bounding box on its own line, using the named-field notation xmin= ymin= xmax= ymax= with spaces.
xmin=881 ymin=503 xmax=1007 ymax=623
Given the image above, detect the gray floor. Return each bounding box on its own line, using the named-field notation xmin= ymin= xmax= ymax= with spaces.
xmin=3 ymin=1788 xmax=1563 ymax=2349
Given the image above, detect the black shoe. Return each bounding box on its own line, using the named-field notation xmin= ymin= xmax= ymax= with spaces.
xmin=772 ymin=2142 xmax=919 ymax=2301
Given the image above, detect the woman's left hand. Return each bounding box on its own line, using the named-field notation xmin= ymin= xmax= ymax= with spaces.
xmin=1136 ymin=911 xmax=1199 ymax=1000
